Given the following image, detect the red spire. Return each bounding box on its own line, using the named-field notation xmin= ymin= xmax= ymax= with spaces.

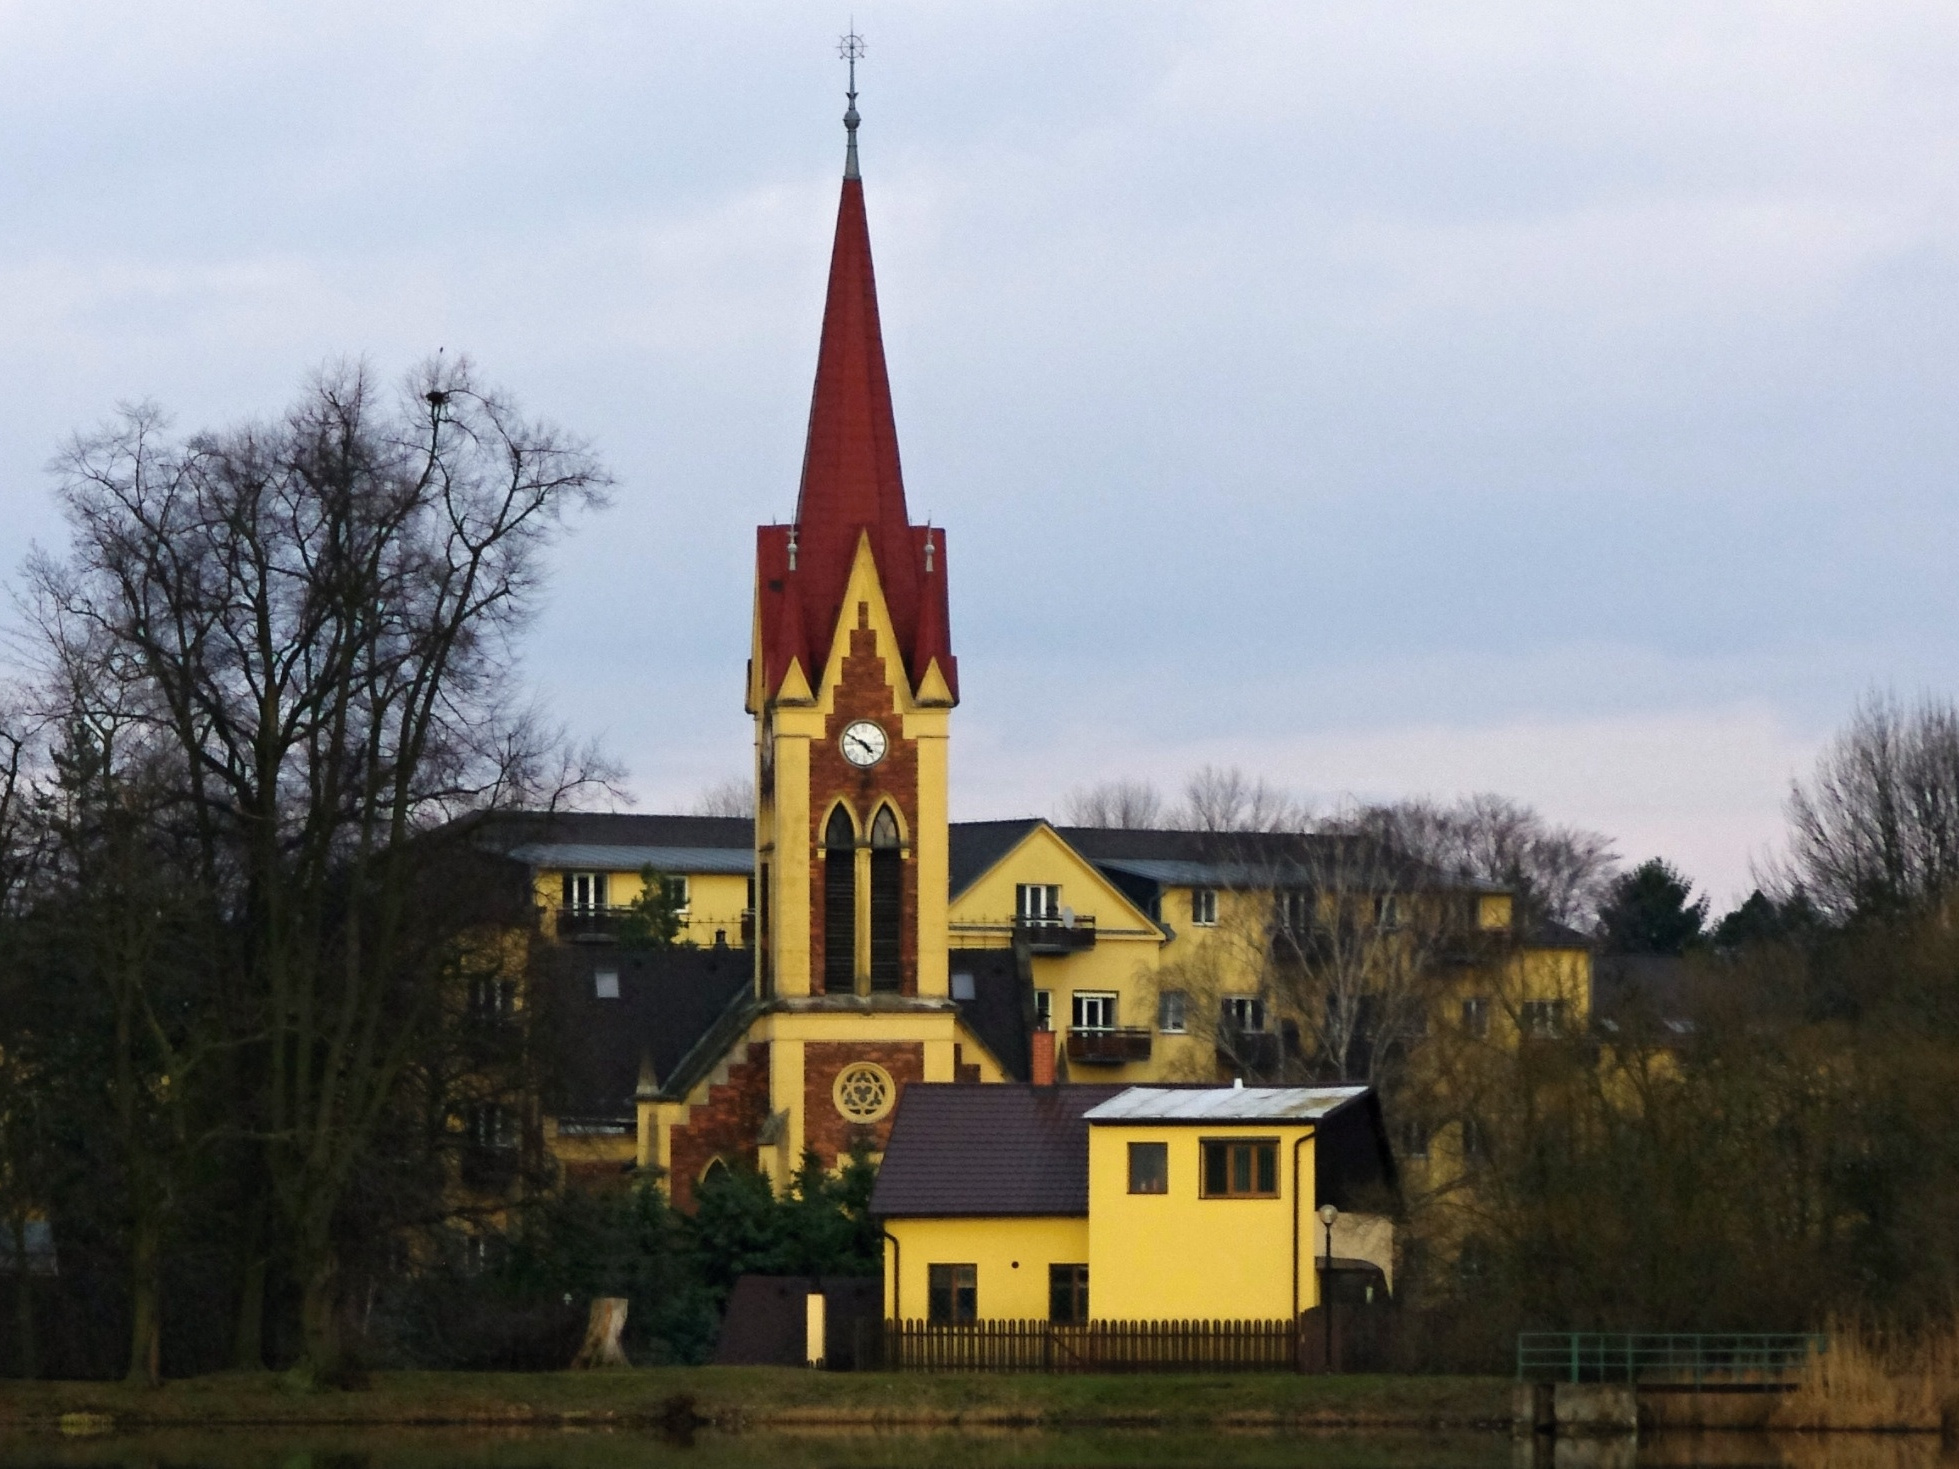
xmin=754 ymin=168 xmax=957 ymax=706
xmin=793 ymin=176 xmax=918 ymax=638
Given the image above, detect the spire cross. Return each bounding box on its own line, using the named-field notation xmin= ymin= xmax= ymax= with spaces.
xmin=839 ymin=27 xmax=866 ymax=179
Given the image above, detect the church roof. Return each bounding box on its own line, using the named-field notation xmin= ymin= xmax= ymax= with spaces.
xmin=755 ymin=129 xmax=955 ymax=705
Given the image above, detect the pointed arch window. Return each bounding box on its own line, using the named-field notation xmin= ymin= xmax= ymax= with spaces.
xmin=869 ymin=805 xmax=903 ymax=993
xmin=823 ymin=805 xmax=857 ymax=994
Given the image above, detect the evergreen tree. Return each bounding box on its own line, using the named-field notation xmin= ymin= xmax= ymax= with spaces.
xmin=617 ymin=867 xmax=690 ymax=950
xmin=1597 ymin=858 xmax=1708 ymax=954
xmin=1711 ymin=888 xmax=1820 ymax=950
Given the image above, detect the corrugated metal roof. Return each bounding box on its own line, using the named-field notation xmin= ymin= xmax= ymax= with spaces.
xmin=509 ymin=844 xmax=756 ymax=875
xmin=1083 ymin=1085 xmax=1370 ymax=1124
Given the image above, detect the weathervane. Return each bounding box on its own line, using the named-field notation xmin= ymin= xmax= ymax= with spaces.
xmin=839 ymin=26 xmax=865 ymax=179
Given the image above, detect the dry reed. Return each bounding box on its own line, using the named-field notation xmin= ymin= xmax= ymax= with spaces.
xmin=1772 ymin=1322 xmax=1959 ymax=1432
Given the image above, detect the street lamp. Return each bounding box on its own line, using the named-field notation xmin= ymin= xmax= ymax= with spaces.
xmin=1318 ymin=1204 xmax=1339 ymax=1373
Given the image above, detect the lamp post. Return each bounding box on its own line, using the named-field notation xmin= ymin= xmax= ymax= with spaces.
xmin=1317 ymin=1204 xmax=1339 ymax=1373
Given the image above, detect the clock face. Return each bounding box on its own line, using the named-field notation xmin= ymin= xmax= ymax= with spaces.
xmin=840 ymin=720 xmax=889 ymax=768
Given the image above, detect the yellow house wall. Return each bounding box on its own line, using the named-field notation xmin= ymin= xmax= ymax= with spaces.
xmin=884 ymin=1215 xmax=1090 ymax=1322
xmin=1087 ymin=1122 xmax=1317 ymax=1321
xmin=949 ymin=825 xmax=1167 ymax=1081
xmin=528 ymin=868 xmax=752 ymax=949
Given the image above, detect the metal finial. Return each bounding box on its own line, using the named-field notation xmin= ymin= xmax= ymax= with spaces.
xmin=838 ymin=27 xmax=865 ymax=180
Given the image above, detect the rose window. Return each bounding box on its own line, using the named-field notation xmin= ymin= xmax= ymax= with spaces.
xmin=832 ymin=1062 xmax=895 ymax=1123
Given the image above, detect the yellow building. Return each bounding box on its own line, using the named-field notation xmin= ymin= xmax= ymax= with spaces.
xmin=871 ymin=1082 xmax=1397 ymax=1324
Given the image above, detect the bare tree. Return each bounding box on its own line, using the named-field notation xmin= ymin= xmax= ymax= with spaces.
xmin=31 ymin=358 xmax=612 ymax=1381
xmin=1177 ymin=765 xmax=1307 ymax=833
xmin=1780 ymin=691 xmax=1959 ymax=923
xmin=693 ymin=776 xmax=755 ymax=819
xmin=1145 ymin=823 xmax=1459 ymax=1093
xmin=1060 ymin=778 xmax=1166 ymax=829
xmin=1360 ymin=794 xmax=1617 ymax=931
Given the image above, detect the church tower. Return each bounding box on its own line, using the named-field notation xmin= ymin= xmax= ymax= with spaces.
xmin=749 ymin=56 xmax=957 ymax=1007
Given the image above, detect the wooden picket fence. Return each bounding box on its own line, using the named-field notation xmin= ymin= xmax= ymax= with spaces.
xmin=880 ymin=1318 xmax=1301 ymax=1373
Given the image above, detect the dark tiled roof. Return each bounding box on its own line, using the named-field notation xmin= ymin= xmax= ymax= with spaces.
xmin=1527 ymin=918 xmax=1596 ymax=949
xmin=543 ymin=945 xmax=753 ymax=1122
xmin=950 ymin=947 xmax=1030 ymax=1080
xmin=467 ymin=810 xmax=752 ymax=855
xmin=869 ymin=1084 xmax=1127 ymax=1218
xmin=1592 ymin=954 xmax=1693 ymax=1025
xmin=1055 ymin=826 xmax=1473 ymax=890
xmin=948 ymin=819 xmax=1043 ymax=899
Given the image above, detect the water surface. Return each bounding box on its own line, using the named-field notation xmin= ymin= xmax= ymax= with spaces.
xmin=0 ymin=1427 xmax=1946 ymax=1469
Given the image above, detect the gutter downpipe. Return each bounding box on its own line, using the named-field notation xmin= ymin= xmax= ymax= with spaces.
xmin=879 ymin=1228 xmax=901 ymax=1322
xmin=1290 ymin=1128 xmax=1316 ymax=1364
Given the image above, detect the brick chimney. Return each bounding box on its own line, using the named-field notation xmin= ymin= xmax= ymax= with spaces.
xmin=1030 ymin=1027 xmax=1056 ymax=1086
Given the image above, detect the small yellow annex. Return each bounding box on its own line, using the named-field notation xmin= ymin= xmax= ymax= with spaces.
xmin=870 ymin=1082 xmax=1397 ymax=1325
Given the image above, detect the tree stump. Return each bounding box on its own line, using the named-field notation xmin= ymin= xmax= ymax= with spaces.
xmin=571 ymin=1297 xmax=630 ymax=1369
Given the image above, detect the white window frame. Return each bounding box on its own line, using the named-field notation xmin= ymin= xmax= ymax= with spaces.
xmin=1017 ymin=883 xmax=1062 ymax=922
xmin=1157 ymin=989 xmax=1188 ymax=1034
xmin=1520 ymin=999 xmax=1565 ymax=1038
xmin=1190 ymin=888 xmax=1219 ymax=926
xmin=1033 ymin=989 xmax=1053 ymax=1031
xmin=566 ymin=871 xmax=608 ymax=911
xmin=1461 ymin=996 xmax=1491 ymax=1038
xmin=1220 ymin=995 xmax=1265 ymax=1033
xmin=468 ymin=1102 xmax=517 ymax=1151
xmin=1072 ymin=991 xmax=1119 ymax=1032
xmin=469 ymin=975 xmax=515 ymax=1019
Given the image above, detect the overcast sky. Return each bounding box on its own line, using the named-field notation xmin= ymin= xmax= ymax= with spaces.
xmin=2 ymin=2 xmax=1955 ymax=907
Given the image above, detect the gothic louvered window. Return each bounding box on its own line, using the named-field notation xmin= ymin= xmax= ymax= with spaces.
xmin=869 ymin=805 xmax=902 ymax=992
xmin=823 ymin=805 xmax=857 ymax=994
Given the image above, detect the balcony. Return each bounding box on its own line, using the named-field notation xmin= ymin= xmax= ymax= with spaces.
xmin=1066 ymin=1026 xmax=1152 ymax=1066
xmin=1217 ymin=1029 xmax=1285 ymax=1074
xmin=459 ymin=1146 xmax=521 ymax=1190
xmin=1015 ymin=915 xmax=1097 ymax=954
xmin=555 ymin=905 xmax=624 ymax=943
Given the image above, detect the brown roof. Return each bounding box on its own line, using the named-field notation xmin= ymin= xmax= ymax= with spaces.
xmin=869 ymin=1084 xmax=1128 ymax=1218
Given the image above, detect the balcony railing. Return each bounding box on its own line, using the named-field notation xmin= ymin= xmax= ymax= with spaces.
xmin=1217 ymin=1029 xmax=1284 ymax=1073
xmin=1066 ymin=1026 xmax=1152 ymax=1065
xmin=553 ymin=906 xmax=754 ymax=947
xmin=459 ymin=1146 xmax=521 ymax=1190
xmin=556 ymin=905 xmax=625 ymax=942
xmin=1015 ymin=915 xmax=1096 ymax=954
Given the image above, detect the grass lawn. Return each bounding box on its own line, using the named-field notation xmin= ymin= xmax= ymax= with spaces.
xmin=0 ymin=1368 xmax=1514 ymax=1431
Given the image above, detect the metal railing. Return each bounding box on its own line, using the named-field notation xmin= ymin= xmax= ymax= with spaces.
xmin=1066 ymin=1027 xmax=1153 ymax=1065
xmin=1517 ymin=1332 xmax=1827 ymax=1385
xmin=1015 ymin=915 xmax=1097 ymax=953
